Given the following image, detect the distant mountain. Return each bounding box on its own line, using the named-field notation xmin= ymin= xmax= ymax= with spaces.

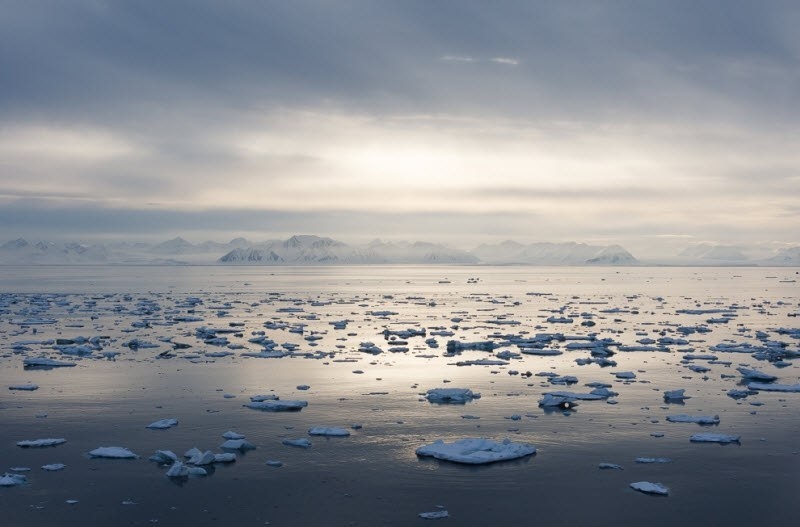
xmin=763 ymin=246 xmax=800 ymax=266
xmin=678 ymin=243 xmax=748 ymax=261
xmin=218 ymin=235 xmax=478 ymax=265
xmin=471 ymin=241 xmax=638 ymax=265
xmin=0 ymin=239 xmax=112 ymax=264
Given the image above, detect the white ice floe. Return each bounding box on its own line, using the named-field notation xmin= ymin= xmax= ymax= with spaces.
xmin=185 ymin=449 xmax=216 ymax=465
xmin=666 ymin=414 xmax=720 ymax=425
xmin=17 ymin=438 xmax=66 ymax=448
xmin=23 ymin=357 xmax=76 ymax=368
xmin=220 ymin=439 xmax=256 ymax=450
xmin=663 ymin=389 xmax=690 ymax=402
xmin=88 ymin=446 xmax=138 ymax=459
xmin=214 ymin=453 xmax=237 ymax=463
xmin=282 ymin=438 xmax=312 ymax=448
xmin=598 ymin=463 xmax=623 ymax=470
xmin=419 ymin=510 xmax=449 ymax=519
xmin=149 ymin=450 xmax=179 ymax=464
xmin=425 ymin=388 xmax=480 ymax=404
xmin=9 ymin=383 xmax=39 ymax=391
xmin=0 ymin=473 xmax=27 ymax=487
xmin=630 ymin=481 xmax=669 ymax=495
xmin=266 ymin=460 xmax=283 ymax=467
xmin=690 ymin=433 xmax=741 ymax=444
xmin=635 ymin=457 xmax=672 ymax=464
xmin=736 ymin=367 xmax=777 ymax=382
xmin=222 ymin=431 xmax=246 ymax=440
xmin=244 ymin=400 xmax=308 ymax=411
xmin=166 ymin=461 xmax=189 ymax=478
xmin=249 ymin=394 xmax=279 ymax=402
xmin=415 ymin=438 xmax=536 ymax=465
xmin=146 ymin=418 xmax=178 ymax=429
xmin=41 ymin=463 xmax=65 ymax=471
xmin=614 ymin=371 xmax=636 ymax=379
xmin=747 ymin=382 xmax=800 ymax=392
xmin=308 ymin=427 xmax=350 ymax=437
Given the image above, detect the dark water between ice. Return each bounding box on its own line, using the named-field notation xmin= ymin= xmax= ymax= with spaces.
xmin=1 ymin=265 xmax=798 ymax=526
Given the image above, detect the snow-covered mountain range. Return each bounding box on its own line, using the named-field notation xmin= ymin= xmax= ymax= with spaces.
xmin=0 ymin=235 xmax=798 ymax=266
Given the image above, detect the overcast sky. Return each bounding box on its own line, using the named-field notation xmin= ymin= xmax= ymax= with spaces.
xmin=1 ymin=0 xmax=798 ymax=257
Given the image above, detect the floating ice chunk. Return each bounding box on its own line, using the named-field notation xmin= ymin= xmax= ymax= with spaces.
xmin=537 ymin=394 xmax=579 ymax=409
xmin=23 ymin=357 xmax=76 ymax=368
xmin=308 ymin=427 xmax=350 ymax=437
xmin=615 ymin=371 xmax=636 ymax=379
xmin=415 ymin=438 xmax=536 ymax=465
xmin=220 ymin=439 xmax=256 ymax=450
xmin=296 ymin=384 xmax=311 ymax=390
xmin=17 ymin=438 xmax=66 ymax=448
xmin=666 ymin=414 xmax=720 ymax=425
xmin=282 ymin=438 xmax=312 ymax=448
xmin=146 ymin=418 xmax=178 ymax=429
xmin=249 ymin=394 xmax=279 ymax=402
xmin=425 ymin=388 xmax=480 ymax=404
xmin=245 ymin=400 xmax=308 ymax=411
xmin=41 ymin=463 xmax=65 ymax=471
xmin=635 ymin=457 xmax=672 ymax=464
xmin=598 ymin=463 xmax=623 ymax=470
xmin=214 ymin=453 xmax=237 ymax=463
xmin=266 ymin=460 xmax=283 ymax=467
xmin=88 ymin=447 xmax=138 ymax=459
xmin=222 ymin=431 xmax=246 ymax=440
xmin=727 ymin=389 xmax=755 ymax=399
xmin=419 ymin=510 xmax=449 ymax=519
xmin=0 ymin=473 xmax=27 ymax=487
xmin=9 ymin=383 xmax=39 ymax=391
xmin=188 ymin=466 xmax=208 ymax=475
xmin=736 ymin=367 xmax=777 ymax=382
xmin=747 ymin=382 xmax=800 ymax=392
xmin=186 ymin=450 xmax=216 ymax=465
xmin=663 ymin=389 xmax=690 ymax=402
xmin=690 ymin=433 xmax=741 ymax=444
xmin=166 ymin=461 xmax=189 ymax=478
xmin=149 ymin=450 xmax=179 ymax=464
xmin=630 ymin=481 xmax=669 ymax=495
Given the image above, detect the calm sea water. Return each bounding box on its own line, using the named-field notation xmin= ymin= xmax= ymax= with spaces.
xmin=1 ymin=265 xmax=798 ymax=526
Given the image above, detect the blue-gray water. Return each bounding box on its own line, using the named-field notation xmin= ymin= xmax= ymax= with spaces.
xmin=1 ymin=265 xmax=798 ymax=526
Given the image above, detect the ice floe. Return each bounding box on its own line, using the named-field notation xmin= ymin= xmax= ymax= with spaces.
xmin=282 ymin=438 xmax=312 ymax=448
xmin=41 ymin=463 xmax=66 ymax=471
xmin=8 ymin=383 xmax=39 ymax=391
xmin=747 ymin=382 xmax=800 ymax=392
xmin=666 ymin=414 xmax=720 ymax=425
xmin=690 ymin=433 xmax=741 ymax=444
xmin=425 ymin=388 xmax=480 ymax=404
xmin=630 ymin=481 xmax=669 ymax=495
xmin=415 ymin=438 xmax=536 ymax=465
xmin=88 ymin=446 xmax=138 ymax=459
xmin=0 ymin=473 xmax=27 ymax=487
xmin=17 ymin=438 xmax=66 ymax=448
xmin=308 ymin=427 xmax=350 ymax=437
xmin=146 ymin=418 xmax=179 ymax=429
xmin=244 ymin=400 xmax=308 ymax=411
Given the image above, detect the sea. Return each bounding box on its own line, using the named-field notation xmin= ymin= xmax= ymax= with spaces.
xmin=1 ymin=265 xmax=798 ymax=526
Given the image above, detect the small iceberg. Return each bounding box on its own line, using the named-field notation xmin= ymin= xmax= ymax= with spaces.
xmin=9 ymin=383 xmax=39 ymax=391
xmin=222 ymin=431 xmax=246 ymax=440
xmin=88 ymin=446 xmax=138 ymax=459
xmin=630 ymin=481 xmax=669 ymax=495
xmin=736 ymin=367 xmax=777 ymax=382
xmin=282 ymin=438 xmax=312 ymax=448
xmin=17 ymin=438 xmax=66 ymax=448
xmin=690 ymin=433 xmax=741 ymax=444
xmin=220 ymin=439 xmax=256 ymax=451
xmin=635 ymin=457 xmax=671 ymax=464
xmin=666 ymin=414 xmax=720 ymax=425
xmin=146 ymin=418 xmax=178 ymax=429
xmin=598 ymin=463 xmax=623 ymax=470
xmin=23 ymin=357 xmax=76 ymax=368
xmin=0 ymin=473 xmax=27 ymax=487
xmin=244 ymin=400 xmax=308 ymax=411
xmin=425 ymin=388 xmax=480 ymax=404
xmin=419 ymin=510 xmax=449 ymax=519
xmin=663 ymin=389 xmax=689 ymax=402
xmin=415 ymin=438 xmax=536 ymax=465
xmin=308 ymin=427 xmax=350 ymax=437
xmin=41 ymin=463 xmax=66 ymax=471
xmin=149 ymin=450 xmax=179 ymax=464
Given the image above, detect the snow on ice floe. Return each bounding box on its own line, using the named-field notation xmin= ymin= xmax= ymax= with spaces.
xmin=635 ymin=457 xmax=672 ymax=464
xmin=415 ymin=438 xmax=536 ymax=465
xmin=598 ymin=463 xmax=623 ymax=470
xmin=736 ymin=367 xmax=777 ymax=382
xmin=146 ymin=418 xmax=179 ymax=429
xmin=220 ymin=439 xmax=256 ymax=450
xmin=747 ymin=382 xmax=800 ymax=392
xmin=8 ymin=383 xmax=39 ymax=391
xmin=17 ymin=438 xmax=66 ymax=448
xmin=222 ymin=431 xmax=246 ymax=440
xmin=666 ymin=414 xmax=720 ymax=425
xmin=425 ymin=388 xmax=480 ymax=404
xmin=41 ymin=463 xmax=65 ymax=471
xmin=88 ymin=446 xmax=138 ymax=459
xmin=149 ymin=450 xmax=179 ymax=464
xmin=245 ymin=400 xmax=308 ymax=411
xmin=308 ymin=427 xmax=350 ymax=437
xmin=663 ymin=389 xmax=690 ymax=402
xmin=419 ymin=510 xmax=449 ymax=520
xmin=630 ymin=481 xmax=669 ymax=496
xmin=690 ymin=433 xmax=741 ymax=444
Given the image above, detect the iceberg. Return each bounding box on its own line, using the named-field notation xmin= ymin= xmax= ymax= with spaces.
xmin=0 ymin=473 xmax=27 ymax=487
xmin=166 ymin=461 xmax=189 ymax=478
xmin=630 ymin=481 xmax=669 ymax=495
xmin=8 ymin=383 xmax=39 ymax=391
xmin=736 ymin=367 xmax=777 ymax=382
xmin=415 ymin=438 xmax=536 ymax=465
xmin=17 ymin=438 xmax=66 ymax=448
xmin=41 ymin=463 xmax=66 ymax=471
xmin=425 ymin=388 xmax=480 ymax=404
xmin=220 ymin=439 xmax=256 ymax=450
xmin=146 ymin=418 xmax=178 ymax=429
xmin=308 ymin=427 xmax=350 ymax=437
xmin=88 ymin=446 xmax=138 ymax=459
xmin=149 ymin=450 xmax=179 ymax=464
xmin=598 ymin=463 xmax=623 ymax=470
xmin=282 ymin=438 xmax=312 ymax=448
xmin=666 ymin=414 xmax=720 ymax=425
xmin=419 ymin=510 xmax=449 ymax=519
xmin=663 ymin=389 xmax=690 ymax=402
xmin=635 ymin=457 xmax=671 ymax=464
xmin=23 ymin=357 xmax=76 ymax=368
xmin=690 ymin=433 xmax=740 ymax=444
xmin=222 ymin=431 xmax=246 ymax=439
xmin=244 ymin=400 xmax=308 ymax=411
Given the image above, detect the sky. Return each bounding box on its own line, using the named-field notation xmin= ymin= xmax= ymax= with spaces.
xmin=1 ymin=0 xmax=798 ymax=258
